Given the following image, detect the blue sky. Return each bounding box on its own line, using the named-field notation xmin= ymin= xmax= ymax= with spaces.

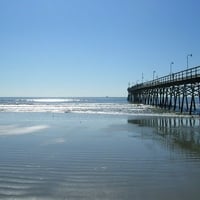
xmin=0 ymin=0 xmax=200 ymax=97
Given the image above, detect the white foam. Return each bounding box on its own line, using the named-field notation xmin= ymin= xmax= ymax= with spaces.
xmin=0 ymin=102 xmax=171 ymax=116
xmin=26 ymin=98 xmax=81 ymax=103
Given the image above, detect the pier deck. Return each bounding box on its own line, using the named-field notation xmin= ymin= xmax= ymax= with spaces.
xmin=128 ymin=66 xmax=200 ymax=114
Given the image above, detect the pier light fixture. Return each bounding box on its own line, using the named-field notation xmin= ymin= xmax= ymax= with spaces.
xmin=170 ymin=62 xmax=174 ymax=75
xmin=142 ymin=72 xmax=144 ymax=83
xmin=153 ymin=70 xmax=156 ymax=80
xmin=187 ymin=54 xmax=192 ymax=69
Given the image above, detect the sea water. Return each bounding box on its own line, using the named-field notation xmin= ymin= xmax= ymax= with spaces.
xmin=0 ymin=97 xmax=153 ymax=115
xmin=0 ymin=97 xmax=200 ymax=199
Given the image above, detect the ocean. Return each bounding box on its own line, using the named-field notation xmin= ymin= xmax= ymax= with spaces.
xmin=0 ymin=97 xmax=200 ymax=199
xmin=0 ymin=97 xmax=152 ymax=115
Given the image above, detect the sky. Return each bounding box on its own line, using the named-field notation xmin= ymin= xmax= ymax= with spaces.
xmin=0 ymin=0 xmax=200 ymax=97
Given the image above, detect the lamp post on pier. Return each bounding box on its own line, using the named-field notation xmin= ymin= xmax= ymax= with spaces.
xmin=187 ymin=54 xmax=192 ymax=69
xmin=153 ymin=70 xmax=156 ymax=80
xmin=170 ymin=62 xmax=174 ymax=75
xmin=142 ymin=72 xmax=144 ymax=83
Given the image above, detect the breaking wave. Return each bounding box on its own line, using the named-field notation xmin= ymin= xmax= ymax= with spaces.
xmin=0 ymin=97 xmax=169 ymax=116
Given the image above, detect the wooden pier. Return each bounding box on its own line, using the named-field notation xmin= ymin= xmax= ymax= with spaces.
xmin=127 ymin=65 xmax=200 ymax=114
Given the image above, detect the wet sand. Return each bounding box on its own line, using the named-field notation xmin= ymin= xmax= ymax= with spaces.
xmin=0 ymin=112 xmax=200 ymax=199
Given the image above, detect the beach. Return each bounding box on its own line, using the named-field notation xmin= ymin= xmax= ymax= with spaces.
xmin=1 ymin=0 xmax=200 ymax=199
xmin=0 ymin=98 xmax=200 ymax=199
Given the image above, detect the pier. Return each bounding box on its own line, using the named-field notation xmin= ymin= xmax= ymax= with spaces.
xmin=127 ymin=65 xmax=200 ymax=115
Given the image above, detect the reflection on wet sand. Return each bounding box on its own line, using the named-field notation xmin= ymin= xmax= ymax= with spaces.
xmin=1 ymin=113 xmax=200 ymax=200
xmin=128 ymin=117 xmax=200 ymax=152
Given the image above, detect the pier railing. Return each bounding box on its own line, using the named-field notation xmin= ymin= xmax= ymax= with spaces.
xmin=130 ymin=65 xmax=200 ymax=91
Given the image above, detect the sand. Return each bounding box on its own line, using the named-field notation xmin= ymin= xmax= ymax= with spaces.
xmin=0 ymin=112 xmax=199 ymax=199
